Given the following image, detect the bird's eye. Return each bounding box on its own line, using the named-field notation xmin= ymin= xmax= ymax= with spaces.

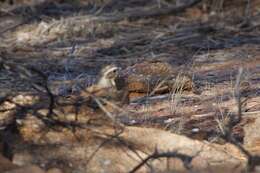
xmin=111 ymin=68 xmax=118 ymax=74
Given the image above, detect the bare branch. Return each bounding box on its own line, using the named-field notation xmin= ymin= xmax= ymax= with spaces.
xmin=234 ymin=67 xmax=244 ymax=123
xmin=123 ymin=0 xmax=203 ymax=21
xmin=129 ymin=150 xmax=193 ymax=173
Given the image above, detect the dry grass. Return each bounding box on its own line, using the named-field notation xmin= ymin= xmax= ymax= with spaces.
xmin=0 ymin=0 xmax=260 ymax=172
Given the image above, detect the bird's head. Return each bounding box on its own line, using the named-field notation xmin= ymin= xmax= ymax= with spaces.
xmin=98 ymin=65 xmax=120 ymax=87
xmin=101 ymin=65 xmax=119 ymax=80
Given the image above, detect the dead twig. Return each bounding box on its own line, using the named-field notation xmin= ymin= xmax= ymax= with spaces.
xmin=1 ymin=56 xmax=56 ymax=118
xmin=129 ymin=149 xmax=193 ymax=173
xmin=116 ymin=0 xmax=202 ymax=21
xmin=149 ymin=76 xmax=170 ymax=96
xmin=234 ymin=67 xmax=244 ymax=123
xmin=29 ymin=66 xmax=55 ymax=118
xmin=216 ymin=67 xmax=260 ymax=172
xmin=80 ymin=89 xmax=124 ymax=127
xmin=85 ymin=127 xmax=125 ymax=167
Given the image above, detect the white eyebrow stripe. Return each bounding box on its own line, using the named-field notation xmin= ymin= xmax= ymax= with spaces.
xmin=104 ymin=67 xmax=118 ymax=76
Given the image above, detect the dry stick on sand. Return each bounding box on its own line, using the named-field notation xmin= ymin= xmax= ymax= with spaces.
xmin=100 ymin=97 xmax=138 ymax=114
xmin=128 ymin=149 xmax=195 ymax=173
xmin=85 ymin=127 xmax=125 ymax=167
xmin=80 ymin=89 xmax=124 ymax=127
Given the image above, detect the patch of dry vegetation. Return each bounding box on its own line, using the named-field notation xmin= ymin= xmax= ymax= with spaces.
xmin=0 ymin=0 xmax=260 ymax=173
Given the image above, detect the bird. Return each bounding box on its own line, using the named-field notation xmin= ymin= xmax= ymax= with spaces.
xmin=54 ymin=64 xmax=127 ymax=108
xmin=45 ymin=64 xmax=129 ymax=126
xmin=79 ymin=64 xmax=129 ymax=108
xmin=82 ymin=64 xmax=119 ymax=96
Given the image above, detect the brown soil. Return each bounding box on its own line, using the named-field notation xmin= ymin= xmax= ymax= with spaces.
xmin=0 ymin=0 xmax=260 ymax=173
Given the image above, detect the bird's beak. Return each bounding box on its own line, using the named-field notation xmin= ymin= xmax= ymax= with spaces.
xmin=112 ymin=79 xmax=116 ymax=87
